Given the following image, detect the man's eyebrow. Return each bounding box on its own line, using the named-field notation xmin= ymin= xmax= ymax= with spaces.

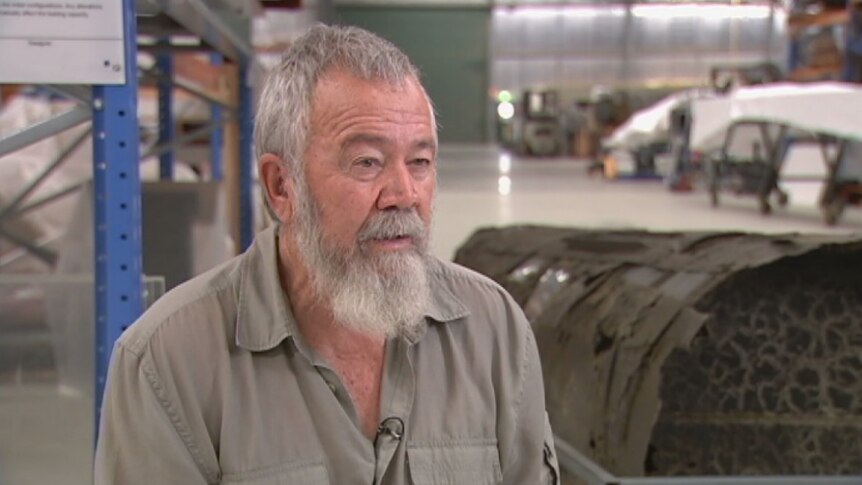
xmin=340 ymin=134 xmax=437 ymax=153
xmin=341 ymin=133 xmax=389 ymax=149
xmin=414 ymin=139 xmax=437 ymax=152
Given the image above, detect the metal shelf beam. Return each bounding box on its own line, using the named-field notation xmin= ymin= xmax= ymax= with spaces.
xmin=138 ymin=0 xmax=253 ymax=63
xmin=0 ymin=106 xmax=91 ymax=158
xmin=142 ymin=120 xmax=227 ymax=160
xmin=0 ymin=128 xmax=90 ymax=222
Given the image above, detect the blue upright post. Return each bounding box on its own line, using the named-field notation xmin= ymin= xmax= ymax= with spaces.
xmin=92 ymin=0 xmax=144 ymax=428
xmin=239 ymin=59 xmax=254 ymax=250
xmin=787 ymin=39 xmax=802 ymax=74
xmin=787 ymin=0 xmax=803 ymax=75
xmin=843 ymin=4 xmax=862 ymax=81
xmin=156 ymin=42 xmax=174 ymax=180
xmin=210 ymin=53 xmax=224 ymax=181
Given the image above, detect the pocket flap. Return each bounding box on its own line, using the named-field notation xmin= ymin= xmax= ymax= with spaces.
xmin=408 ymin=442 xmax=502 ymax=485
xmin=221 ymin=461 xmax=329 ymax=485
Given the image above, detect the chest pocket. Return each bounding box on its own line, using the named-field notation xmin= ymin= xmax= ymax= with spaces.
xmin=221 ymin=461 xmax=329 ymax=485
xmin=407 ymin=442 xmax=502 ymax=485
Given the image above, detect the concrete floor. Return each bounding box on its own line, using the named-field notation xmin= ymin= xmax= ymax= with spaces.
xmin=0 ymin=386 xmax=92 ymax=484
xmin=432 ymin=144 xmax=861 ymax=261
xmin=3 ymin=143 xmax=861 ymax=484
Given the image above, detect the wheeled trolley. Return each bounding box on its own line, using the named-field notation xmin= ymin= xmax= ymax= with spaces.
xmin=705 ymin=122 xmax=790 ymax=214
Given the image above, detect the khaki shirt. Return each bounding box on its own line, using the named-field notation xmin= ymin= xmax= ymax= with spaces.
xmin=95 ymin=226 xmax=559 ymax=484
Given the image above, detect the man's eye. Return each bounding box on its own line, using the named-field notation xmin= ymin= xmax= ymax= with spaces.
xmin=409 ymin=158 xmax=434 ymax=170
xmin=349 ymin=157 xmax=383 ymax=179
xmin=353 ymin=158 xmax=380 ymax=169
xmin=409 ymin=158 xmax=434 ymax=178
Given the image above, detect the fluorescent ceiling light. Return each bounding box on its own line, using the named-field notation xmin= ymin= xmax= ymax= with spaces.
xmin=495 ymin=5 xmax=626 ymax=20
xmin=564 ymin=5 xmax=626 ymax=18
xmin=630 ymin=3 xmax=773 ymax=20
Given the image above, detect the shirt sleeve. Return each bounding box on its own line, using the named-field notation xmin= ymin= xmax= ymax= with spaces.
xmin=501 ymin=327 xmax=562 ymax=484
xmin=94 ymin=343 xmax=216 ymax=485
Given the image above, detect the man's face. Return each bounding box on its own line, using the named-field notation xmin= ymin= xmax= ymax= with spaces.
xmin=301 ymin=68 xmax=437 ymax=262
xmin=279 ymin=68 xmax=437 ymax=338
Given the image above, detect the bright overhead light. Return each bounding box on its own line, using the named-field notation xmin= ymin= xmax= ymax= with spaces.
xmin=562 ymin=5 xmax=626 ymax=18
xmin=510 ymin=6 xmax=560 ymax=20
xmin=498 ymin=101 xmax=515 ymax=120
xmin=631 ymin=3 xmax=773 ymax=20
xmin=499 ymin=153 xmax=512 ymax=174
xmin=498 ymin=176 xmax=512 ymax=196
xmin=495 ymin=5 xmax=626 ymax=19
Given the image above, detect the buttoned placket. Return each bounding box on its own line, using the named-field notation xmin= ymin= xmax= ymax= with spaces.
xmin=288 ymin=331 xmax=369 ymax=439
xmin=373 ymin=336 xmax=415 ymax=484
xmin=294 ymin=331 xmax=418 ymax=484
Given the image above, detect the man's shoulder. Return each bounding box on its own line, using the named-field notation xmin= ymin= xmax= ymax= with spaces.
xmin=427 ymin=257 xmax=528 ymax=334
xmin=422 ymin=258 xmax=539 ymax=399
xmin=118 ymin=254 xmax=244 ymax=357
xmin=428 ymin=257 xmax=509 ymax=296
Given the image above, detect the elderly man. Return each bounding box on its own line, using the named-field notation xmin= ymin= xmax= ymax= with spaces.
xmin=95 ymin=25 xmax=559 ymax=484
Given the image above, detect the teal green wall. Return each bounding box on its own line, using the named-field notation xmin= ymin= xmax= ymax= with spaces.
xmin=335 ymin=7 xmax=490 ymax=143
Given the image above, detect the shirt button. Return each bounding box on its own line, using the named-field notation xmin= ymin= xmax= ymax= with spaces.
xmin=327 ymin=382 xmax=337 ymax=393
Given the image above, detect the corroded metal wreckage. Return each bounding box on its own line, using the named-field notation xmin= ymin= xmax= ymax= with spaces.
xmin=454 ymin=226 xmax=862 ymax=477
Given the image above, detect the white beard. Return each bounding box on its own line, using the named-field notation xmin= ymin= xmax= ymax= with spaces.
xmin=289 ymin=177 xmax=432 ymax=339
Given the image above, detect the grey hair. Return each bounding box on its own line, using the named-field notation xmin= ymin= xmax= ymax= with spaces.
xmin=254 ymin=24 xmax=426 ymax=220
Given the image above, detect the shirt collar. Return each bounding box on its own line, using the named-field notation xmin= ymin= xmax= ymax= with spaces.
xmin=235 ymin=225 xmax=469 ymax=352
xmin=423 ymin=258 xmax=471 ymax=324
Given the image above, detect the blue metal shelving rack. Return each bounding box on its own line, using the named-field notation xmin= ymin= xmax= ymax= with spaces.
xmin=0 ymin=0 xmax=260 ymax=432
xmin=96 ymin=0 xmax=261 ymax=424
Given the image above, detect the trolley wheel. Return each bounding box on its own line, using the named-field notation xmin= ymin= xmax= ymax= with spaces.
xmin=758 ymin=198 xmax=772 ymax=215
xmin=823 ymin=197 xmax=846 ymax=226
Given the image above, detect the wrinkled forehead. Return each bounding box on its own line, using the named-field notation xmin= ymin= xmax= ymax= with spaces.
xmin=310 ymin=67 xmax=437 ymax=140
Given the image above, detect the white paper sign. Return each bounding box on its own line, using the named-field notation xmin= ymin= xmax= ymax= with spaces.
xmin=0 ymin=0 xmax=126 ymax=84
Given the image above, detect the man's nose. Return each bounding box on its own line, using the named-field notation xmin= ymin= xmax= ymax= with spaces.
xmin=377 ymin=160 xmax=418 ymax=210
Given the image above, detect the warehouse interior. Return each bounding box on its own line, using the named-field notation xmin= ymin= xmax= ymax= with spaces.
xmin=1 ymin=0 xmax=862 ymax=483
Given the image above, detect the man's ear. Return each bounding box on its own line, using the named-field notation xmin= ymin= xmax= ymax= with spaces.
xmin=259 ymin=153 xmax=294 ymax=222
